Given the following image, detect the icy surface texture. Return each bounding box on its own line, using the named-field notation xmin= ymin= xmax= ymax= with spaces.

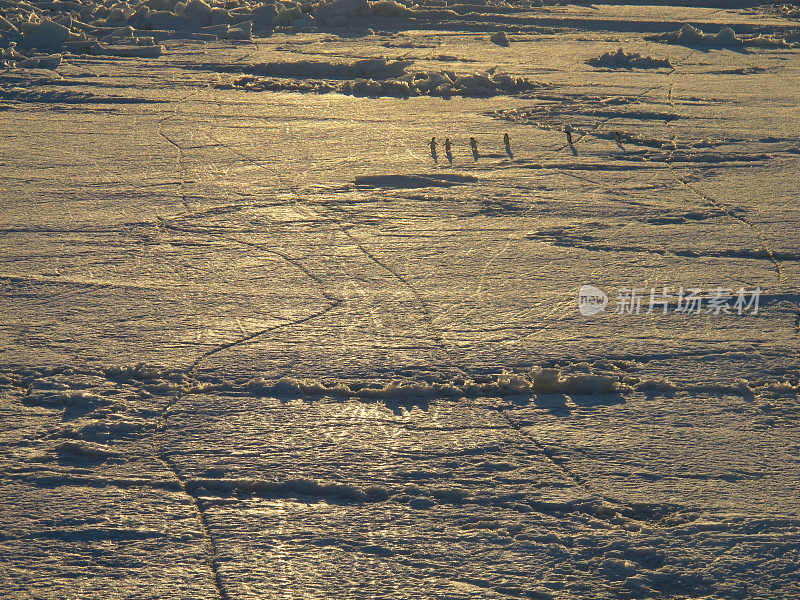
xmin=1 ymin=1 xmax=800 ymax=598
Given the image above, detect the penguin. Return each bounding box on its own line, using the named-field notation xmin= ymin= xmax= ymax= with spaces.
xmin=469 ymin=136 xmax=478 ymax=160
xmin=430 ymin=136 xmax=438 ymax=161
xmin=444 ymin=138 xmax=452 ymax=163
xmin=564 ymin=124 xmax=573 ymax=146
xmin=503 ymin=132 xmax=511 ymax=156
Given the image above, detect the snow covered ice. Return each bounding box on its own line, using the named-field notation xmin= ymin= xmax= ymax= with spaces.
xmin=1 ymin=0 xmax=800 ymax=598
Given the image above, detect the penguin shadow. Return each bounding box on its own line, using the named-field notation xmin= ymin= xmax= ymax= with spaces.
xmin=613 ymin=131 xmax=625 ymax=151
xmin=471 ymin=148 xmax=479 ymax=161
xmin=431 ymin=149 xmax=438 ymax=163
xmin=505 ymin=146 xmax=514 ymax=159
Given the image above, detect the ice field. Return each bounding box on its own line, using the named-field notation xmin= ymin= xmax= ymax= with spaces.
xmin=1 ymin=1 xmax=800 ymax=598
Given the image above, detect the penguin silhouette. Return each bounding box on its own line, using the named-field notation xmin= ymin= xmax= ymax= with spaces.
xmin=430 ymin=136 xmax=438 ymax=162
xmin=503 ymin=132 xmax=512 ymax=157
xmin=444 ymin=137 xmax=452 ymax=163
xmin=469 ymin=137 xmax=478 ymax=161
xmin=564 ymin=124 xmax=573 ymax=146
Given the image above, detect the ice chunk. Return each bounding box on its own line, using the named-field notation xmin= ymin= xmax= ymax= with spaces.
xmin=21 ymin=19 xmax=70 ymax=50
xmin=145 ymin=10 xmax=197 ymax=30
xmin=315 ymin=0 xmax=372 ymax=25
xmin=210 ymin=8 xmax=232 ymax=25
xmin=90 ymin=43 xmax=164 ymax=57
xmin=16 ymin=53 xmax=63 ymax=69
xmin=249 ymin=3 xmax=278 ymax=29
xmin=227 ymin=20 xmax=253 ymax=40
xmin=180 ymin=0 xmax=213 ymax=26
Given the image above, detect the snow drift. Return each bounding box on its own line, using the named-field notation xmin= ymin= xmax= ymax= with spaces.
xmin=217 ymin=60 xmax=544 ymax=97
xmin=586 ymin=48 xmax=672 ymax=70
xmin=648 ymin=24 xmax=743 ymax=47
xmin=648 ymin=24 xmax=799 ymax=49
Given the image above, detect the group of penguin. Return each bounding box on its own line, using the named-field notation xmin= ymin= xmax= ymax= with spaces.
xmin=429 ymin=126 xmax=624 ymax=162
xmin=429 ymin=133 xmax=513 ymax=162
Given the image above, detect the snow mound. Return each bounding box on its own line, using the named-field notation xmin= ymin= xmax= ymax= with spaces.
xmin=687 ymin=380 xmax=754 ymax=396
xmin=759 ymin=381 xmax=800 ymax=396
xmin=369 ymin=0 xmax=414 ymax=18
xmin=220 ymin=63 xmax=544 ymax=98
xmin=648 ymin=23 xmax=800 ymax=49
xmin=345 ymin=69 xmax=540 ymax=97
xmin=528 ymin=367 xmax=623 ymax=395
xmin=490 ymin=31 xmax=510 ymax=47
xmin=23 ymin=390 xmax=108 ymax=409
xmin=586 ymin=48 xmax=671 ymax=69
xmin=101 ymin=363 xmax=187 ymax=394
xmin=241 ymin=361 xmax=776 ymax=402
xmin=648 ymin=24 xmax=742 ymax=47
xmin=104 ymin=363 xmax=187 ymax=383
xmin=59 ymin=418 xmax=151 ymax=444
xmin=247 ymin=365 xmax=631 ymax=400
xmin=54 ymin=441 xmax=122 ymax=461
xmin=745 ymin=34 xmax=791 ymax=48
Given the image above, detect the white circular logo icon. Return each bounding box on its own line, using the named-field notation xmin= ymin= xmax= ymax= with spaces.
xmin=578 ymin=285 xmax=608 ymax=316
